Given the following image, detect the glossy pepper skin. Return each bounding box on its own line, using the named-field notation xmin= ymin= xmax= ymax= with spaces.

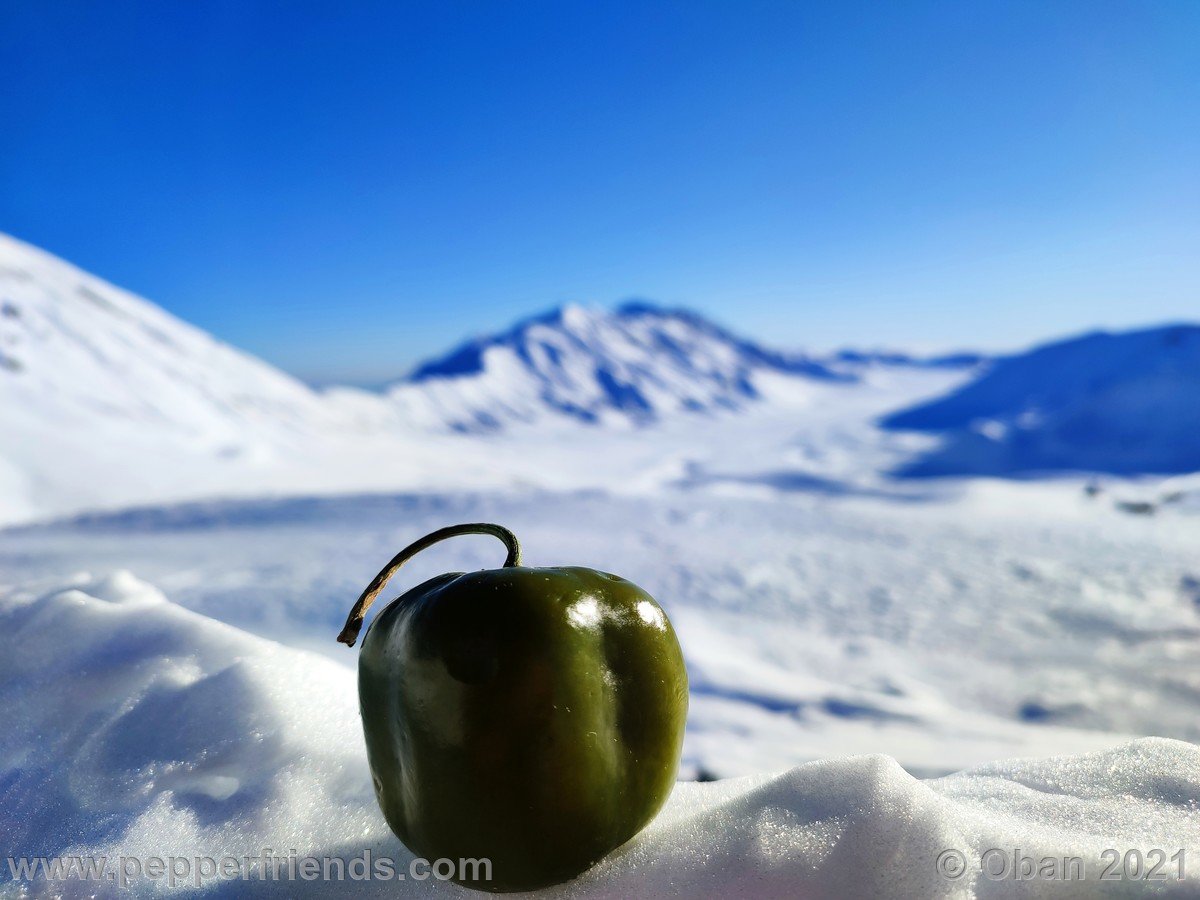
xmin=338 ymin=526 xmax=688 ymax=893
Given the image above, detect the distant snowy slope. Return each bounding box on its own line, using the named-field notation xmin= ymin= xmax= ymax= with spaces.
xmin=0 ymin=233 xmax=358 ymax=518
xmin=0 ymin=233 xmax=331 ymax=437
xmin=827 ymin=347 xmax=987 ymax=373
xmin=881 ymin=324 xmax=1200 ymax=476
xmin=385 ymin=302 xmax=850 ymax=431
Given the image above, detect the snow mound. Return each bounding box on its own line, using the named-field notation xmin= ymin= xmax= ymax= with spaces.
xmin=0 ymin=570 xmax=374 ymax=868
xmin=586 ymin=739 xmax=1200 ymax=898
xmin=882 ymin=324 xmax=1200 ymax=476
xmin=3 ymin=572 xmax=1197 ymax=897
xmin=386 ymin=302 xmax=849 ymax=431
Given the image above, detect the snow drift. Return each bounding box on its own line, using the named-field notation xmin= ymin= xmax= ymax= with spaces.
xmin=882 ymin=324 xmax=1200 ymax=476
xmin=2 ymin=572 xmax=1197 ymax=897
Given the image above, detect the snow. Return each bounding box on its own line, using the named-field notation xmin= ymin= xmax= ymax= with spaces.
xmin=593 ymin=740 xmax=1200 ymax=898
xmin=5 ymin=232 xmax=1200 ymax=895
xmin=2 ymin=572 xmax=1197 ymax=897
xmin=0 ymin=232 xmax=946 ymax=525
xmin=882 ymin=324 xmax=1200 ymax=476
xmin=0 ymin=572 xmax=379 ymax=880
xmin=391 ymin=301 xmax=848 ymax=431
xmin=8 ymin=483 xmax=1198 ymax=785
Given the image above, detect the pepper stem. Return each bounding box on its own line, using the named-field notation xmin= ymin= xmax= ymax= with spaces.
xmin=337 ymin=523 xmax=522 ymax=647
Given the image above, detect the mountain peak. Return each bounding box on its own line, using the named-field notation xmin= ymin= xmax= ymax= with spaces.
xmin=393 ymin=301 xmax=848 ymax=431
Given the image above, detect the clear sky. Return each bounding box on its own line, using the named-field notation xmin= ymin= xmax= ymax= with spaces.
xmin=3 ymin=1 xmax=1198 ymax=384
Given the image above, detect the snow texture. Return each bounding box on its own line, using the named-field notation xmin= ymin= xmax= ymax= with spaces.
xmin=1 ymin=573 xmax=1197 ymax=897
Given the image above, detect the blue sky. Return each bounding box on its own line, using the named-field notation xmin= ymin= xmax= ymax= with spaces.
xmin=3 ymin=1 xmax=1198 ymax=384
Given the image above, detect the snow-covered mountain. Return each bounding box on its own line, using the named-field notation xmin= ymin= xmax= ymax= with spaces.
xmin=882 ymin=324 xmax=1200 ymax=476
xmin=383 ymin=302 xmax=849 ymax=432
xmin=0 ymin=233 xmax=882 ymax=521
xmin=18 ymin=228 xmax=1194 ymax=524
xmin=0 ymin=233 xmax=361 ymax=519
xmin=0 ymin=233 xmax=855 ymax=445
xmin=0 ymin=233 xmax=334 ymax=439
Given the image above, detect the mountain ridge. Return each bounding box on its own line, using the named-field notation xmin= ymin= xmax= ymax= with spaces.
xmin=389 ymin=300 xmax=853 ymax=431
xmin=881 ymin=323 xmax=1200 ymax=476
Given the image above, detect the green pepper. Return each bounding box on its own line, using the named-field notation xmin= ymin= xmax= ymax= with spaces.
xmin=337 ymin=523 xmax=688 ymax=892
